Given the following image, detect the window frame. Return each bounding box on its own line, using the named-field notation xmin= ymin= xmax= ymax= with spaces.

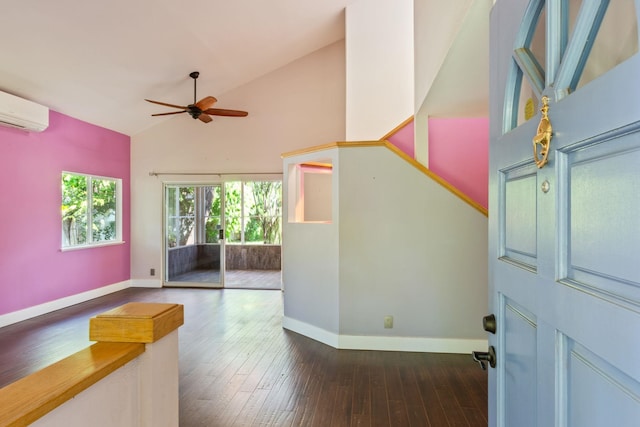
xmin=61 ymin=171 xmax=123 ymax=251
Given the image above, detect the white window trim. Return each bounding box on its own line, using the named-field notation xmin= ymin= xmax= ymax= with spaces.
xmin=61 ymin=171 xmax=123 ymax=250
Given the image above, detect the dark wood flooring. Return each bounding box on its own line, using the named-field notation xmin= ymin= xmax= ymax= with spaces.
xmin=224 ymin=270 xmax=282 ymax=290
xmin=0 ymin=288 xmax=487 ymax=426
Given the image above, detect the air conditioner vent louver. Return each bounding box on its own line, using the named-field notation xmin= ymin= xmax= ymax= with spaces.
xmin=0 ymin=90 xmax=49 ymax=132
xmin=0 ymin=119 xmax=26 ymax=129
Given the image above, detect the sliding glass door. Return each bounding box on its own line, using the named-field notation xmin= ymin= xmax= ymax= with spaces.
xmin=164 ymin=184 xmax=224 ymax=288
xmin=223 ymin=180 xmax=283 ymax=290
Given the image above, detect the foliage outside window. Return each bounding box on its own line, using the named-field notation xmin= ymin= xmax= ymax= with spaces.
xmin=225 ymin=181 xmax=282 ymax=245
xmin=61 ymin=172 xmax=121 ymax=248
xmin=165 ymin=181 xmax=281 ymax=248
xmin=166 ymin=186 xmax=195 ymax=248
xmin=166 ymin=186 xmax=221 ymax=248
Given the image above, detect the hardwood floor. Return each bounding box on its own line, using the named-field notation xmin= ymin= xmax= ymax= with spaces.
xmin=167 ymin=269 xmax=282 ymax=290
xmin=0 ymin=288 xmax=487 ymax=426
xmin=224 ymin=270 xmax=282 ymax=290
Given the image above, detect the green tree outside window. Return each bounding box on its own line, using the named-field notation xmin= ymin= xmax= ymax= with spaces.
xmin=62 ymin=173 xmax=118 ymax=247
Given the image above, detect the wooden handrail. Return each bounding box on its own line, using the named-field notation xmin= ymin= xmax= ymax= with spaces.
xmin=379 ymin=115 xmax=414 ymax=141
xmin=282 ymin=141 xmax=488 ymax=217
xmin=0 ymin=342 xmax=144 ymax=427
xmin=0 ymin=302 xmax=184 ymax=426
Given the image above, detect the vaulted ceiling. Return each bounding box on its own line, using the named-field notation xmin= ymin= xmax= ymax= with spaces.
xmin=0 ymin=0 xmax=490 ymax=136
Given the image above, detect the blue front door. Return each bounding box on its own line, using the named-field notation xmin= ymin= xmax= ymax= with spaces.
xmin=489 ymin=1 xmax=640 ymax=425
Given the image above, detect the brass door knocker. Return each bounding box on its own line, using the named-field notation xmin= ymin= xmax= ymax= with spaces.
xmin=533 ymin=96 xmax=552 ymax=168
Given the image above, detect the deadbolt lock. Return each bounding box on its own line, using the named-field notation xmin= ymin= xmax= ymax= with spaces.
xmin=483 ymin=314 xmax=496 ymax=334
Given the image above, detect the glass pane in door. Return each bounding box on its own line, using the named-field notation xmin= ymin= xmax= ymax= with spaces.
xmin=165 ymin=184 xmax=224 ymax=287
xmin=224 ymin=180 xmax=283 ymax=290
xmin=575 ymin=0 xmax=638 ymax=90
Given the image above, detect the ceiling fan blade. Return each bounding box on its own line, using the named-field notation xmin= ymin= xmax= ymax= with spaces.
xmin=195 ymin=96 xmax=217 ymax=110
xmin=145 ymin=99 xmax=188 ymax=110
xmin=198 ymin=113 xmax=213 ymax=123
xmin=151 ymin=111 xmax=187 ymax=117
xmin=203 ymin=108 xmax=249 ymax=117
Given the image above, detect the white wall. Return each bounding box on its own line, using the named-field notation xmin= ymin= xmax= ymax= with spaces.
xmin=282 ymin=149 xmax=341 ymax=338
xmin=413 ymin=0 xmax=474 ymax=112
xmin=283 ymin=144 xmax=488 ymax=353
xmin=29 ymin=331 xmax=179 ymax=427
xmin=413 ymin=0 xmax=474 ymax=165
xmin=345 ymin=0 xmax=414 ymax=140
xmin=413 ymin=0 xmax=492 ymax=165
xmin=338 ymin=146 xmax=487 ymax=346
xmin=130 ymin=42 xmax=346 ymax=282
xmin=31 ymin=359 xmax=141 ymax=427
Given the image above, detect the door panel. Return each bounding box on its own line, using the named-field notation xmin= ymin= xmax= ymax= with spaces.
xmin=502 ymin=299 xmax=537 ymax=427
xmin=563 ymin=338 xmax=640 ymax=427
xmin=489 ymin=1 xmax=640 ymax=425
xmin=562 ymin=131 xmax=640 ymax=289
xmin=501 ymin=162 xmax=538 ymax=269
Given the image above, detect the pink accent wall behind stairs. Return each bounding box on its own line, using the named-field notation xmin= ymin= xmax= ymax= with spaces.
xmin=384 ymin=117 xmax=489 ymax=210
xmin=387 ymin=120 xmax=415 ymax=158
xmin=428 ymin=117 xmax=488 ymax=210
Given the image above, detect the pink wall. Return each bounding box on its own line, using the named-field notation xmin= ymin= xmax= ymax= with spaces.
xmin=428 ymin=117 xmax=488 ymax=210
xmin=0 ymin=111 xmax=130 ymax=316
xmin=386 ymin=120 xmax=415 ymax=158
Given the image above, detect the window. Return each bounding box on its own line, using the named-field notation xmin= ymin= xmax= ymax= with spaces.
xmin=225 ymin=180 xmax=282 ymax=244
xmin=165 ymin=185 xmax=221 ymax=248
xmin=61 ymin=172 xmax=122 ymax=249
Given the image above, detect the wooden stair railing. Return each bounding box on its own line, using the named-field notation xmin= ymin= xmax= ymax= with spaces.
xmin=282 ymin=141 xmax=488 ymax=217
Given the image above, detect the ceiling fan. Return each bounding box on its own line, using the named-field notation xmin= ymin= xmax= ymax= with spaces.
xmin=145 ymin=71 xmax=248 ymax=123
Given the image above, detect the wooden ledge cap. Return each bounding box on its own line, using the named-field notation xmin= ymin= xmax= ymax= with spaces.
xmin=90 ymin=302 xmax=184 ymax=343
xmin=0 ymin=342 xmax=144 ymax=427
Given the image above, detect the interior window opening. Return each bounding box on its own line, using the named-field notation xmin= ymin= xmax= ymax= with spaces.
xmin=287 ymin=160 xmax=333 ymax=224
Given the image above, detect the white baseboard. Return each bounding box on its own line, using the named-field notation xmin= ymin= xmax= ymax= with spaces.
xmin=338 ymin=335 xmax=488 ymax=354
xmin=129 ymin=279 xmax=163 ymax=288
xmin=282 ymin=316 xmax=339 ymax=348
xmin=282 ymin=316 xmax=487 ymax=354
xmin=0 ymin=281 xmax=131 ymax=328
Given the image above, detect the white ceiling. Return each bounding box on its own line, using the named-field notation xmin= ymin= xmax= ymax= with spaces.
xmin=0 ymin=0 xmax=362 ymax=136
xmin=0 ymin=0 xmax=492 ymax=137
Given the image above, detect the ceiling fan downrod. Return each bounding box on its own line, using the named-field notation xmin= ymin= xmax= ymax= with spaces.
xmin=188 ymin=71 xmax=200 ymax=119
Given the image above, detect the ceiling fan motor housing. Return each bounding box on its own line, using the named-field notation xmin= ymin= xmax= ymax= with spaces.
xmin=187 ymin=105 xmax=201 ymax=119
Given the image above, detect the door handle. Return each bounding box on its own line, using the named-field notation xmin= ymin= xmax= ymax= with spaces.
xmin=483 ymin=314 xmax=496 ymax=334
xmin=472 ymin=346 xmax=496 ymax=370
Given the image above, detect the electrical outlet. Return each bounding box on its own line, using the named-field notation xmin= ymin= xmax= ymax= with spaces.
xmin=384 ymin=315 xmax=393 ymax=329
xmin=150 ymin=268 xmax=155 ymax=276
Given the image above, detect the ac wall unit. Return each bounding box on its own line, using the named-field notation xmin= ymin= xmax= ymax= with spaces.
xmin=0 ymin=90 xmax=49 ymax=132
